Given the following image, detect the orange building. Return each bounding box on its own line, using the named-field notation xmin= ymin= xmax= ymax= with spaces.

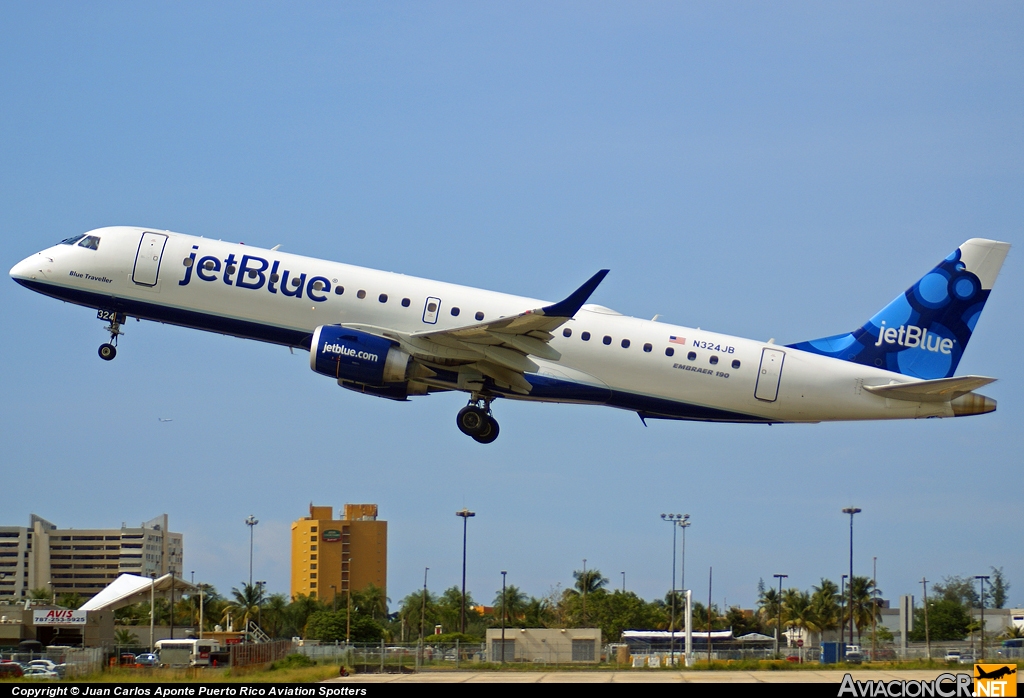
xmin=290 ymin=504 xmax=387 ymax=605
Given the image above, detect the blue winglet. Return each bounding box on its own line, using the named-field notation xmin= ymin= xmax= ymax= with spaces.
xmin=540 ymin=269 xmax=609 ymax=318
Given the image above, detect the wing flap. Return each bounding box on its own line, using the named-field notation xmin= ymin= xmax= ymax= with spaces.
xmin=863 ymin=375 xmax=997 ymax=403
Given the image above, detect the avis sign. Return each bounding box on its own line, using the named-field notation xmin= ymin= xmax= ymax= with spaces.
xmin=33 ymin=609 xmax=87 ymax=626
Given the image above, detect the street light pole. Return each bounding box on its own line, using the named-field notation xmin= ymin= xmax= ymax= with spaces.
xmin=418 ymin=567 xmax=428 ymax=668
xmin=500 ymin=570 xmax=507 ymax=664
xmin=245 ymin=515 xmax=259 ymax=589
xmin=456 ymin=509 xmax=475 ymax=634
xmin=975 ymin=575 xmax=990 ymax=660
xmin=773 ymin=574 xmax=788 ymax=657
xmin=842 ymin=507 xmax=861 ymax=646
xmin=921 ymin=578 xmax=931 ymax=661
xmin=582 ymin=558 xmax=587 ymax=624
xmin=661 ymin=513 xmax=688 ymax=665
xmin=840 ymin=574 xmax=848 ymax=648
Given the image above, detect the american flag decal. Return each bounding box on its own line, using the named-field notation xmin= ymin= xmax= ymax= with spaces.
xmin=669 ymin=336 xmax=686 ymax=345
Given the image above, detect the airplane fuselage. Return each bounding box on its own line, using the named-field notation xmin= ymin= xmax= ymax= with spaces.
xmin=10 ymin=226 xmax=999 ymax=433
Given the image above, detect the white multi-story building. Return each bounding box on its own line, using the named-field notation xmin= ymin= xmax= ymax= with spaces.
xmin=0 ymin=514 xmax=182 ymax=601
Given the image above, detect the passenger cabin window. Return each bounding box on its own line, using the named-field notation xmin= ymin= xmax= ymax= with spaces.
xmin=581 ymin=332 xmax=591 ymax=341
xmin=476 ymin=311 xmax=484 ymax=321
xmin=643 ymin=343 xmax=652 ymax=352
xmin=665 ymin=347 xmax=675 ymax=357
xmin=290 ymin=276 xmax=300 ymax=287
xmin=334 ymin=286 xmax=344 ymax=295
xmin=709 ymin=355 xmax=719 ymax=365
xmin=312 ymin=280 xmax=325 ymax=291
xmin=621 ymin=339 xmax=630 ymax=348
xmin=77 ymin=236 xmax=101 ymax=250
xmin=356 ymin=290 xmax=366 ymax=299
xmin=602 ymin=336 xmax=612 ymax=345
xmin=732 ymin=359 xmax=741 ymax=369
xmin=402 ymin=298 xmax=410 ymax=307
xmin=182 ymin=257 xmax=193 ymax=267
xmin=563 ymin=328 xmax=572 ymax=338
xmin=451 ymin=307 xmax=461 ymax=316
xmin=379 ymin=293 xmax=388 ymax=303
xmin=687 ymin=351 xmax=696 ymax=361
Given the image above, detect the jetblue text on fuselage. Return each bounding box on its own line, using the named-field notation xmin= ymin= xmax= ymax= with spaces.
xmin=873 ymin=321 xmax=954 ymax=355
xmin=178 ymin=246 xmax=332 ymax=302
xmin=321 ymin=343 xmax=379 ymax=362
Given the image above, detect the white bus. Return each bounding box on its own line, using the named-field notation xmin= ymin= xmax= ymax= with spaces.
xmin=154 ymin=639 xmax=221 ymax=667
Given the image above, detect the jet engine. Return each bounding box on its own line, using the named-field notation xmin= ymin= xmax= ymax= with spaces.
xmin=310 ymin=325 xmax=410 ymax=386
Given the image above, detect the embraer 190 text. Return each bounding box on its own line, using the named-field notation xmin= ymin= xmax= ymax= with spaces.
xmin=10 ymin=228 xmax=1010 ymax=443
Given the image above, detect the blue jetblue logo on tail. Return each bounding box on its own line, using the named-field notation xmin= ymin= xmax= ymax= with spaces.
xmin=789 ymin=239 xmax=1008 ymax=379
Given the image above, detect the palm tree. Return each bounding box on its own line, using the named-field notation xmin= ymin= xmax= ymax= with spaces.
xmin=224 ymin=582 xmax=262 ymax=630
xmin=572 ymin=569 xmax=609 ymax=595
xmin=261 ymin=593 xmax=290 ymax=638
xmin=287 ymin=593 xmax=323 ymax=638
xmin=757 ymin=586 xmax=784 ymax=632
xmin=353 ymin=583 xmax=389 ymax=621
xmin=811 ymin=579 xmax=841 ymax=633
xmin=493 ymin=584 xmax=528 ymax=624
xmin=783 ymin=590 xmax=822 ymax=644
xmin=846 ymin=576 xmax=881 ymax=644
xmin=114 ymin=628 xmax=139 ymax=646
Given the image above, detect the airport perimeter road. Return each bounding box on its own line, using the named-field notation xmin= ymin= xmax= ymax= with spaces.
xmin=324 ymin=669 xmax=963 ymax=683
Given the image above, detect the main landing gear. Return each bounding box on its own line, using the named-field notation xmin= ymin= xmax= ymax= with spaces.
xmin=457 ymin=396 xmax=500 ymax=444
xmin=98 ymin=313 xmax=124 ymax=361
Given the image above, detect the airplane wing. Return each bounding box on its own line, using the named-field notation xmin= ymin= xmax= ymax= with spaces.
xmin=863 ymin=375 xmax=996 ymax=402
xmin=342 ymin=270 xmax=608 ymax=394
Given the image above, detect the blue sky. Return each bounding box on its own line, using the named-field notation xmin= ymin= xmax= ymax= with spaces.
xmin=1 ymin=3 xmax=1021 ymax=614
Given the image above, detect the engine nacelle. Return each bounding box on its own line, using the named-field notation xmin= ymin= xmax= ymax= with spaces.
xmin=310 ymin=325 xmax=410 ymax=386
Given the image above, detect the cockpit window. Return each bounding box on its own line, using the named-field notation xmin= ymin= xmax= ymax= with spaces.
xmin=77 ymin=235 xmax=101 ymax=250
xmin=60 ymin=234 xmax=86 ymax=245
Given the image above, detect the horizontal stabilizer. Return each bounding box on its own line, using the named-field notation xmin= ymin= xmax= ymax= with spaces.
xmin=863 ymin=375 xmax=996 ymax=403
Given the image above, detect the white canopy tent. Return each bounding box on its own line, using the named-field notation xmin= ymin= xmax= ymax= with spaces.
xmin=80 ymin=573 xmax=198 ymax=611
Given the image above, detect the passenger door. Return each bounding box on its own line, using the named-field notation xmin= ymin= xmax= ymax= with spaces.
xmin=132 ymin=232 xmax=168 ymax=286
xmin=754 ymin=348 xmax=785 ymax=402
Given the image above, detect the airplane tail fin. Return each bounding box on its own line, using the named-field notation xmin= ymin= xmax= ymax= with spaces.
xmin=788 ymin=238 xmax=1010 ymax=379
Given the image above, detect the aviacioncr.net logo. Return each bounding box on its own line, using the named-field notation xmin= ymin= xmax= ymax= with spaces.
xmin=839 ymin=673 xmax=975 ymax=697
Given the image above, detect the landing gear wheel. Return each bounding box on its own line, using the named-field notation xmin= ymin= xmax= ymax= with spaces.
xmin=457 ymin=406 xmax=488 ymax=436
xmin=98 ymin=343 xmax=117 ymax=361
xmin=472 ymin=416 xmax=500 ymax=444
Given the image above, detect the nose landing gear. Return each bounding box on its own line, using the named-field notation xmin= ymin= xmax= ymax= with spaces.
xmin=456 ymin=395 xmax=500 ymax=444
xmin=97 ymin=311 xmax=124 ymax=361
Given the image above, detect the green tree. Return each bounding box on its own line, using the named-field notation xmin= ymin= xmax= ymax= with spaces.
xmin=784 ymin=590 xmax=821 ymax=638
xmin=261 ymin=593 xmax=290 ymax=639
xmin=224 ymin=583 xmax=262 ymax=630
xmin=493 ymin=584 xmax=528 ymax=624
xmin=397 ymin=589 xmax=439 ymax=640
xmin=29 ymin=587 xmax=52 ymax=601
xmin=989 ymin=567 xmax=1009 ymax=609
xmin=757 ymin=586 xmax=783 ymax=632
xmin=810 ymin=579 xmax=841 ymax=632
xmin=287 ymin=593 xmax=324 ymax=638
xmin=57 ymin=592 xmax=83 ymax=610
xmin=908 ymin=599 xmax=971 ymax=642
xmin=845 ymin=576 xmax=881 ymax=644
xmin=572 ymin=568 xmax=609 ymax=595
xmin=933 ymin=576 xmax=979 ymax=608
xmin=114 ymin=628 xmax=139 ymax=646
xmin=353 ymin=583 xmax=389 ymax=621
xmin=522 ymin=596 xmax=555 ymax=628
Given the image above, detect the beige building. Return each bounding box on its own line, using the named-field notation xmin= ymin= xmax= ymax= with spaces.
xmin=290 ymin=504 xmax=386 ymax=604
xmin=0 ymin=514 xmax=183 ymax=601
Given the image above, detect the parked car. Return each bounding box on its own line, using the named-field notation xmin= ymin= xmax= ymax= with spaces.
xmin=944 ymin=649 xmax=962 ymax=663
xmin=28 ymin=660 xmax=59 ymax=672
xmin=136 ymin=653 xmax=158 ymax=667
xmin=22 ymin=667 xmax=60 ymax=680
xmin=0 ymin=662 xmax=24 ymax=679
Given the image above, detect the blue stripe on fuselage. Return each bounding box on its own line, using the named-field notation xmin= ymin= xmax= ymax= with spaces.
xmin=16 ymin=277 xmax=774 ymax=423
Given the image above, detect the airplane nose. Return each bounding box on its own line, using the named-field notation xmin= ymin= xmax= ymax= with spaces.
xmin=10 ymin=254 xmax=43 ymax=281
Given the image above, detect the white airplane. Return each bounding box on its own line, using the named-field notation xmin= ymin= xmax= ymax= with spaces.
xmin=10 ymin=228 xmax=1010 ymax=443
